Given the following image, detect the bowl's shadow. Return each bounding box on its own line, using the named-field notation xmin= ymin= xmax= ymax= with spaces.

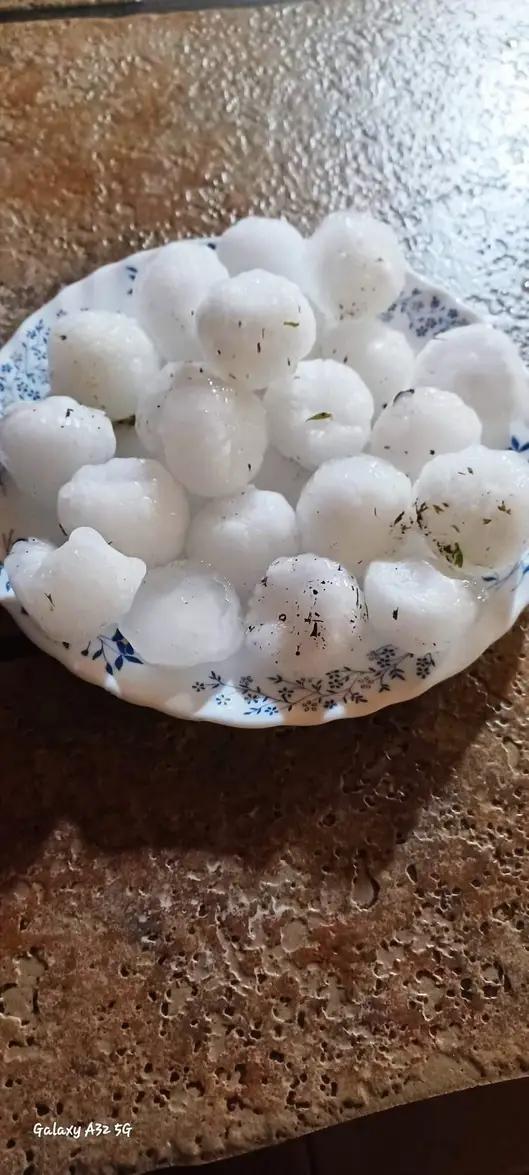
xmin=0 ymin=615 xmax=524 ymax=893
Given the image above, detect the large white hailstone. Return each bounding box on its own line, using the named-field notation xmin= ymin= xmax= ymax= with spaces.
xmin=196 ymin=269 xmax=316 ymax=391
xmin=134 ymin=361 xmax=183 ymax=457
xmin=3 ymin=537 xmax=55 ymax=614
xmin=5 ymin=528 xmax=146 ymax=645
xmin=0 ymin=476 xmax=65 ymax=548
xmin=414 ymin=445 xmax=529 ymax=573
xmin=413 ymin=324 xmax=528 ymax=447
xmin=371 ymin=386 xmax=482 ymax=479
xmin=187 ymin=486 xmax=299 ymax=594
xmin=306 ymin=303 xmax=329 ymax=360
xmin=364 ymin=558 xmax=478 ymax=654
xmin=120 ymin=560 xmax=243 ymax=668
xmin=246 ymin=553 xmax=367 ymax=678
xmin=48 ymin=310 xmax=159 ymax=421
xmin=307 ymin=211 xmax=406 ymax=318
xmin=253 ymin=446 xmax=309 ymax=507
xmin=217 ymin=216 xmax=306 ymax=284
xmin=320 ymin=318 xmax=415 ymax=414
xmin=0 ymin=396 xmax=115 ymax=504
xmin=264 ymin=359 xmax=373 ymax=470
xmin=132 ymin=241 xmax=228 ymax=362
xmin=160 ymin=364 xmax=267 ymax=497
xmin=297 ymin=455 xmax=413 ymax=573
xmin=58 ymin=458 xmax=189 ymax=568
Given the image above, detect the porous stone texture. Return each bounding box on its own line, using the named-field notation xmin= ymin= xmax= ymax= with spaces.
xmin=1 ymin=1 xmax=529 ymax=1172
xmin=1 ymin=619 xmax=529 ymax=1173
xmin=0 ymin=1 xmax=528 ymax=347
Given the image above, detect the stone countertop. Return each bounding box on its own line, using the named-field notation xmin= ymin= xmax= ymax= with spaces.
xmin=1 ymin=2 xmax=529 ymax=1172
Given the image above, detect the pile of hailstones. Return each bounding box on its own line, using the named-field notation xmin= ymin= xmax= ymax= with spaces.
xmin=3 ymin=210 xmax=529 ymax=681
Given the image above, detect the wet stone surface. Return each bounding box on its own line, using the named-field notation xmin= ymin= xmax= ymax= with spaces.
xmin=1 ymin=0 xmax=529 ymax=1171
xmin=0 ymin=1 xmax=528 ymax=348
xmin=2 ymin=620 xmax=529 ymax=1172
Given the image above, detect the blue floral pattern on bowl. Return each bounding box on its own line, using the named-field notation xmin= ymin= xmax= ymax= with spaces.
xmin=192 ymin=647 xmax=436 ymax=717
xmin=0 ymin=317 xmax=51 ymax=411
xmin=382 ymin=286 xmax=472 ymax=339
xmin=81 ymin=628 xmax=143 ymax=676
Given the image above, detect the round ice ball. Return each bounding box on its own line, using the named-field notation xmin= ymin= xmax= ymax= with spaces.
xmin=217 ymin=217 xmax=306 ymax=284
xmin=187 ymin=486 xmax=299 ymax=594
xmin=370 ymin=386 xmax=482 ymax=479
xmin=297 ymin=454 xmax=413 ymax=573
xmin=364 ymin=558 xmax=478 ymax=654
xmin=48 ymin=310 xmax=159 ymax=421
xmin=0 ymin=396 xmax=116 ymax=504
xmin=0 ymin=475 xmax=65 ymax=549
xmin=160 ymin=364 xmax=267 ymax=497
xmin=3 ymin=537 xmax=55 ymax=615
xmin=414 ymin=445 xmax=529 ymax=572
xmin=264 ymin=359 xmax=373 ymax=470
xmin=5 ymin=528 xmax=146 ymax=645
xmin=246 ymin=553 xmax=367 ymax=678
xmin=196 ymin=269 xmax=316 ymax=391
xmin=120 ymin=560 xmax=243 ymax=668
xmin=135 ymin=361 xmax=184 ymax=457
xmin=132 ymin=241 xmax=228 ymax=362
xmin=58 ymin=457 xmax=189 ymax=568
xmin=307 ymin=211 xmax=406 ymax=318
xmin=320 ymin=318 xmax=415 ymax=414
xmin=413 ymin=324 xmax=528 ymax=447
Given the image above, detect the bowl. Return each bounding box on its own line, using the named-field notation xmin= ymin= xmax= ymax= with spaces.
xmin=1 ymin=245 xmax=528 ymax=727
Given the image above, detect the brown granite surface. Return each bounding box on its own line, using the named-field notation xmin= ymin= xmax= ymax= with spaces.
xmin=2 ymin=619 xmax=529 ymax=1174
xmin=1 ymin=2 xmax=528 ymax=350
xmin=1 ymin=2 xmax=529 ymax=1172
xmin=0 ymin=2 xmax=105 ymax=10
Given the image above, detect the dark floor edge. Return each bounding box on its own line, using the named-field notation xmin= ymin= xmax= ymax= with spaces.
xmin=0 ymin=0 xmax=299 ymax=24
xmin=0 ymin=633 xmax=41 ymax=661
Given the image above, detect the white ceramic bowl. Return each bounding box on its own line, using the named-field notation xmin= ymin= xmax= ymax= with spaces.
xmin=1 ymin=245 xmax=528 ymax=728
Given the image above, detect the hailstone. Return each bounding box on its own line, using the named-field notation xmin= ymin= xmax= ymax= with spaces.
xmin=297 ymin=455 xmax=413 ymax=573
xmin=413 ymin=324 xmax=528 ymax=447
xmin=307 ymin=211 xmax=406 ymax=318
xmin=134 ymin=361 xmax=183 ymax=457
xmin=5 ymin=528 xmax=146 ymax=645
xmin=58 ymin=458 xmax=189 ymax=567
xmin=414 ymin=445 xmax=529 ymax=572
xmin=370 ymin=386 xmax=482 ymax=479
xmin=196 ymin=269 xmax=316 ymax=391
xmin=246 ymin=553 xmax=367 ymax=678
xmin=264 ymin=359 xmax=373 ymax=470
xmin=217 ymin=216 xmax=306 ymax=285
xmin=160 ymin=364 xmax=267 ymax=497
xmin=320 ymin=318 xmax=415 ymax=414
xmin=364 ymin=558 xmax=478 ymax=654
xmin=0 ymin=396 xmax=116 ymax=504
xmin=132 ymin=241 xmax=228 ymax=361
xmin=120 ymin=560 xmax=243 ymax=667
xmin=48 ymin=310 xmax=159 ymax=420
xmin=187 ymin=486 xmax=299 ymax=594
xmin=3 ymin=537 xmax=55 ymax=614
